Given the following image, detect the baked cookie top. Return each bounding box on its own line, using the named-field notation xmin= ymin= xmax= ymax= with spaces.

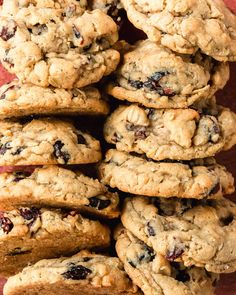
xmin=0 ymin=118 xmax=101 ymax=165
xmin=121 ymin=196 xmax=236 ymax=273
xmin=99 ymin=150 xmax=234 ymax=199
xmin=121 ymin=0 xmax=236 ymax=61
xmin=4 ymin=250 xmax=141 ymax=295
xmin=0 ymin=165 xmax=120 ymax=219
xmin=107 ymin=40 xmax=229 ymax=109
xmin=115 ymin=227 xmax=218 ymax=295
xmin=104 ymin=104 xmax=236 ymax=160
xmin=0 ymin=207 xmax=110 ymax=276
xmin=0 ymin=81 xmax=109 ymax=118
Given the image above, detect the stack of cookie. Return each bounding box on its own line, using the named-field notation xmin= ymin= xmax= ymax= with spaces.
xmin=0 ymin=1 xmax=142 ymax=294
xmin=98 ymin=0 xmax=236 ymax=294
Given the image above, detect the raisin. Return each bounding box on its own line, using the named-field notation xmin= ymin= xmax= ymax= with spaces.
xmin=0 ymin=24 xmax=17 ymax=41
xmin=77 ymin=134 xmax=87 ymax=145
xmin=88 ymin=197 xmax=111 ymax=210
xmin=128 ymin=79 xmax=143 ymax=89
xmin=134 ymin=127 xmax=148 ymax=140
xmin=12 ymin=147 xmax=25 ymax=156
xmin=53 ymin=140 xmax=70 ymax=164
xmin=20 ymin=207 xmax=40 ymax=227
xmin=166 ymin=247 xmax=184 ymax=261
xmin=32 ymin=24 xmax=48 ymax=35
xmin=0 ymin=215 xmax=13 ymax=234
xmin=147 ymin=222 xmax=156 ymax=236
xmin=176 ymin=269 xmax=190 ymax=282
xmin=220 ymin=215 xmax=234 ymax=226
xmin=62 ymin=264 xmax=92 ymax=280
xmin=0 ymin=142 xmax=11 ymax=155
xmin=13 ymin=171 xmax=32 ymax=182
xmin=209 ymin=182 xmax=221 ymax=195
xmin=143 ymin=71 xmax=168 ymax=92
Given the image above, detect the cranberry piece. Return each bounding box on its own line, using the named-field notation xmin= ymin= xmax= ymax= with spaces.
xmin=0 ymin=24 xmax=17 ymax=41
xmin=166 ymin=247 xmax=184 ymax=261
xmin=0 ymin=215 xmax=13 ymax=234
xmin=20 ymin=208 xmax=40 ymax=227
xmin=62 ymin=264 xmax=92 ymax=280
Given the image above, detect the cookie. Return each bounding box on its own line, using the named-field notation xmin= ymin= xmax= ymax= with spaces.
xmin=104 ymin=104 xmax=236 ymax=160
xmin=107 ymin=40 xmax=229 ymax=109
xmin=121 ymin=196 xmax=236 ymax=273
xmin=115 ymin=227 xmax=218 ymax=295
xmin=4 ymin=250 xmax=141 ymax=295
xmin=0 ymin=46 xmax=120 ymax=89
xmin=0 ymin=207 xmax=110 ymax=277
xmin=0 ymin=81 xmax=109 ymax=118
xmin=99 ymin=150 xmax=234 ymax=199
xmin=121 ymin=0 xmax=236 ymax=61
xmin=0 ymin=165 xmax=120 ymax=219
xmin=0 ymin=118 xmax=101 ymax=165
xmin=0 ymin=10 xmax=118 ymax=54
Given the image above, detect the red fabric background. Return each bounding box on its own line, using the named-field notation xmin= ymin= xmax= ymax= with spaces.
xmin=0 ymin=0 xmax=236 ymax=294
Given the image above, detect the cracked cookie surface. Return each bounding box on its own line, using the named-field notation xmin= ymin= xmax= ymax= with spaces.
xmin=104 ymin=104 xmax=236 ymax=160
xmin=0 ymin=81 xmax=109 ymax=118
xmin=121 ymin=0 xmax=236 ymax=61
xmin=115 ymin=227 xmax=218 ymax=295
xmin=99 ymin=150 xmax=234 ymax=199
xmin=122 ymin=196 xmax=236 ymax=273
xmin=0 ymin=208 xmax=110 ymax=277
xmin=0 ymin=118 xmax=101 ymax=165
xmin=0 ymin=165 xmax=120 ymax=219
xmin=4 ymin=250 xmax=141 ymax=295
xmin=107 ymin=40 xmax=229 ymax=109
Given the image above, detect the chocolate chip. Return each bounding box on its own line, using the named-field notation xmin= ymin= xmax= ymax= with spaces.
xmin=12 ymin=147 xmax=25 ymax=156
xmin=0 ymin=24 xmax=17 ymax=41
xmin=166 ymin=247 xmax=184 ymax=261
xmin=62 ymin=264 xmax=92 ymax=280
xmin=20 ymin=207 xmax=40 ymax=228
xmin=53 ymin=140 xmax=70 ymax=164
xmin=13 ymin=171 xmax=32 ymax=182
xmin=88 ymin=197 xmax=111 ymax=210
xmin=220 ymin=215 xmax=234 ymax=226
xmin=147 ymin=222 xmax=156 ymax=236
xmin=175 ymin=269 xmax=190 ymax=282
xmin=0 ymin=142 xmax=11 ymax=155
xmin=0 ymin=215 xmax=13 ymax=234
xmin=209 ymin=182 xmax=221 ymax=196
xmin=77 ymin=134 xmax=87 ymax=145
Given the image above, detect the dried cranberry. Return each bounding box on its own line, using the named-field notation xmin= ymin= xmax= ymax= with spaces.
xmin=0 ymin=142 xmax=11 ymax=155
xmin=13 ymin=171 xmax=33 ymax=182
xmin=88 ymin=197 xmax=111 ymax=210
xmin=0 ymin=24 xmax=17 ymax=41
xmin=62 ymin=264 xmax=92 ymax=280
xmin=53 ymin=140 xmax=70 ymax=164
xmin=20 ymin=208 xmax=40 ymax=227
xmin=220 ymin=215 xmax=234 ymax=226
xmin=147 ymin=222 xmax=156 ymax=236
xmin=166 ymin=247 xmax=184 ymax=261
xmin=0 ymin=215 xmax=13 ymax=234
xmin=77 ymin=134 xmax=86 ymax=145
xmin=0 ymin=0 xmax=3 ymax=5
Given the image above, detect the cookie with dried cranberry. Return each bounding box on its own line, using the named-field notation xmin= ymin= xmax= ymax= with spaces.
xmin=0 ymin=208 xmax=110 ymax=277
xmin=0 ymin=165 xmax=119 ymax=219
xmin=115 ymin=227 xmax=218 ymax=295
xmin=99 ymin=150 xmax=234 ymax=199
xmin=121 ymin=196 xmax=236 ymax=273
xmin=104 ymin=104 xmax=236 ymax=160
xmin=121 ymin=0 xmax=236 ymax=61
xmin=4 ymin=250 xmax=141 ymax=295
xmin=107 ymin=40 xmax=229 ymax=109
xmin=0 ymin=118 xmax=101 ymax=165
xmin=0 ymin=81 xmax=109 ymax=118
